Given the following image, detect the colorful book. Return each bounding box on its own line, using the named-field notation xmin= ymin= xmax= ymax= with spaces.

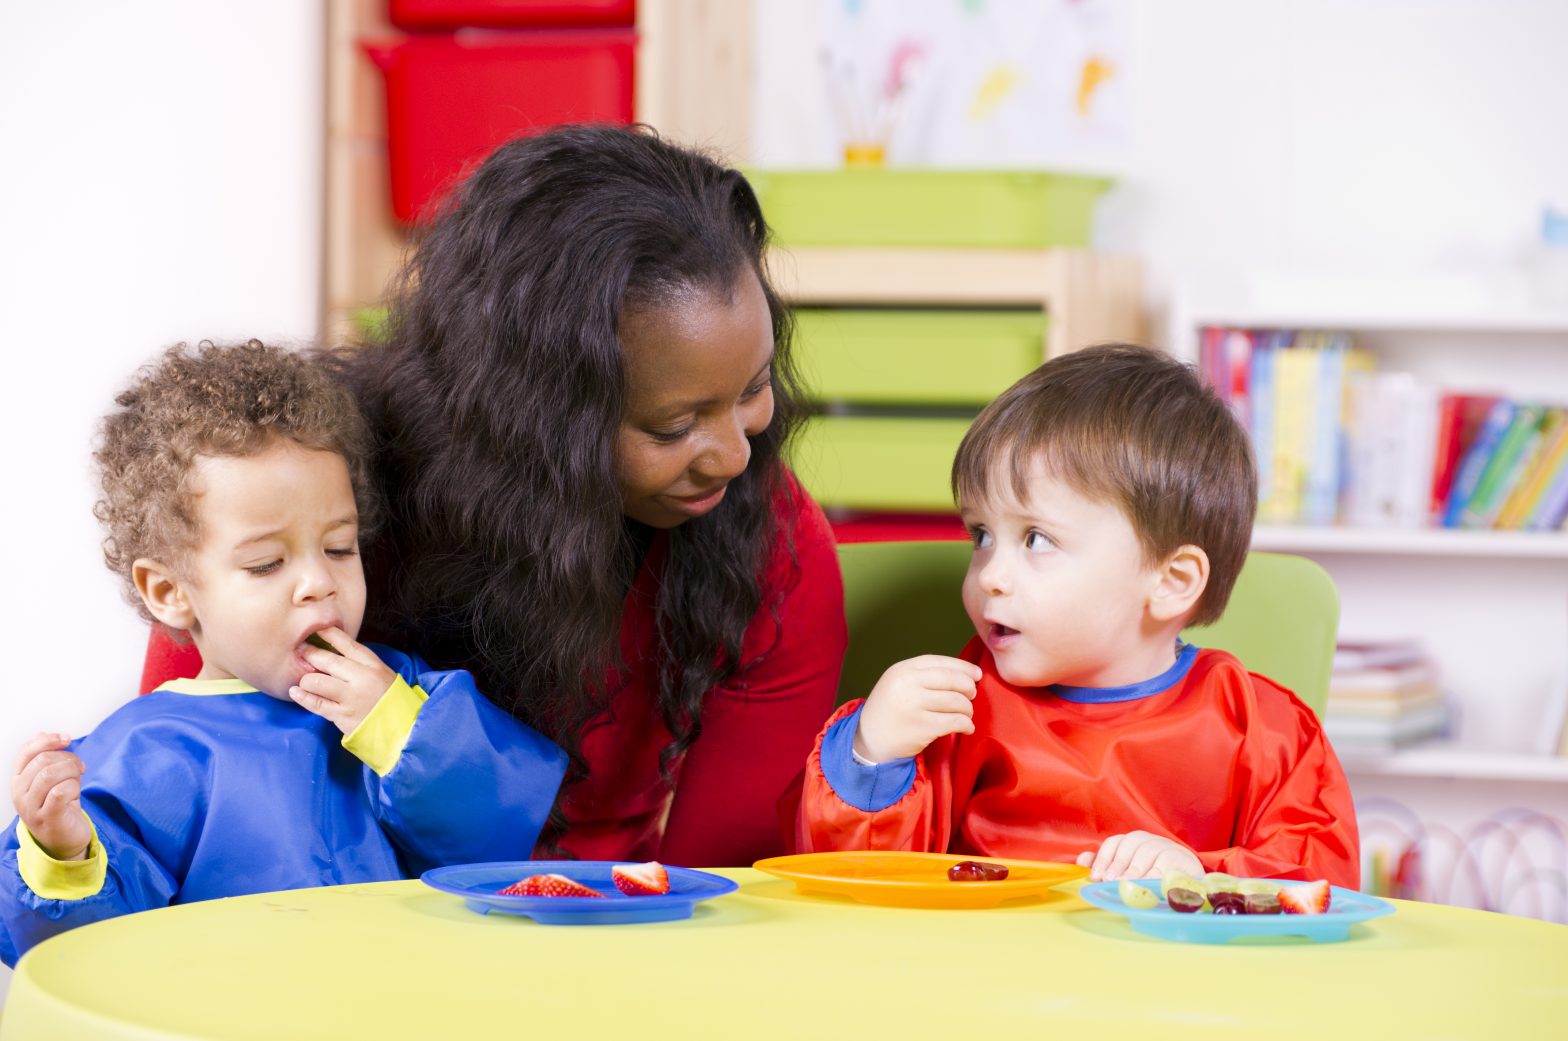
xmin=1458 ymin=404 xmax=1545 ymax=529
xmin=1223 ymin=329 xmax=1254 ymax=431
xmin=1527 ymin=449 xmax=1568 ymax=531
xmin=1429 ymin=393 xmax=1498 ymax=522
xmin=1302 ymin=335 xmax=1372 ymax=526
xmin=1441 ymin=399 xmax=1518 ymax=528
xmin=1266 ymin=339 xmax=1318 ymax=523
xmin=1494 ymin=409 xmax=1568 ymax=529
xmin=1333 ymin=639 xmax=1429 ymax=671
xmin=1249 ymin=334 xmax=1278 ymax=517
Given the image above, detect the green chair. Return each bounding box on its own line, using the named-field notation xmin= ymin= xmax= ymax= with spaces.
xmin=834 ymin=541 xmax=1339 ymax=716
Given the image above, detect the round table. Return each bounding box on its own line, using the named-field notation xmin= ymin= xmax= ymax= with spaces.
xmin=2 ymin=870 xmax=1565 ymax=1039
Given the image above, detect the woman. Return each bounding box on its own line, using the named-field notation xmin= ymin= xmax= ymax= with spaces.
xmin=344 ymin=124 xmax=847 ymax=866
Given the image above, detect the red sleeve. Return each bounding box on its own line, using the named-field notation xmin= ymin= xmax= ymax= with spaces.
xmin=658 ymin=480 xmax=848 ymax=867
xmin=795 ymin=701 xmax=957 ymax=854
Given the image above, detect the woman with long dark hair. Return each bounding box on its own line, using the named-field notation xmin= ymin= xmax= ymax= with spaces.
xmin=343 ymin=124 xmax=846 ymax=866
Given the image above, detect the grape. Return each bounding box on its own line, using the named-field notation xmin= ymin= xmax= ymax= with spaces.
xmin=947 ymin=860 xmax=1009 ymax=882
xmin=1161 ymin=869 xmax=1203 ymax=899
xmin=1167 ymin=887 xmax=1207 ymax=913
xmin=1209 ymin=891 xmax=1247 ymax=915
xmin=1244 ymin=892 xmax=1282 ymax=915
xmin=1118 ymin=880 xmax=1160 ymax=909
xmin=1202 ymin=872 xmax=1241 ymax=894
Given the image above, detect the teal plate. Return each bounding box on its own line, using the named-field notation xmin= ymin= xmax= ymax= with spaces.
xmin=422 ymin=861 xmax=738 ymax=926
xmin=1078 ymin=879 xmax=1395 ymax=944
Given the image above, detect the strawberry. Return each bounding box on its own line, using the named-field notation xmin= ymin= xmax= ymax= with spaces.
xmin=497 ymin=873 xmax=605 ymax=898
xmin=611 ymin=861 xmax=671 ymax=896
xmin=1277 ymin=879 xmax=1331 ymax=915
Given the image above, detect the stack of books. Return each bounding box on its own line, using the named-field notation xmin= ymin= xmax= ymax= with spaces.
xmin=1322 ymin=640 xmax=1449 ymax=750
xmin=1197 ymin=327 xmax=1568 ymax=530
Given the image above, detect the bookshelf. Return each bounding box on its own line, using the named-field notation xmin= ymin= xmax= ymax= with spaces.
xmin=1169 ymin=274 xmax=1568 ymax=786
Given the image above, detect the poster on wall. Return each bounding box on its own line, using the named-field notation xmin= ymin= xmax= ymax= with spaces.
xmin=751 ymin=0 xmax=1131 ymax=170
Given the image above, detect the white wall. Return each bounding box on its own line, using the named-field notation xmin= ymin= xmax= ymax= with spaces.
xmin=0 ymin=1 xmax=321 ymax=994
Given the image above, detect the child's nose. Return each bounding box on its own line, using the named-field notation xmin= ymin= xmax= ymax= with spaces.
xmin=295 ymin=558 xmax=337 ymax=602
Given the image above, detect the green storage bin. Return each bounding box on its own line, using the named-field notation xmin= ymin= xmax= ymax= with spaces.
xmin=747 ymin=169 xmax=1112 ymax=249
xmin=791 ymin=415 xmax=973 ymax=511
xmin=793 ymin=309 xmax=1044 ymax=405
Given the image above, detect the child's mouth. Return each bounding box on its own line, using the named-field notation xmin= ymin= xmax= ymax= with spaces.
xmin=989 ymin=623 xmax=1019 ymax=642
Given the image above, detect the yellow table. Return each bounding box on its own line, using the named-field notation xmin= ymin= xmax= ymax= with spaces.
xmin=3 ymin=870 xmax=1565 ymax=1039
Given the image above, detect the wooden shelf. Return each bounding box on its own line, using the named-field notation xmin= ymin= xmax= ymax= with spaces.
xmin=1253 ymin=525 xmax=1568 ymax=559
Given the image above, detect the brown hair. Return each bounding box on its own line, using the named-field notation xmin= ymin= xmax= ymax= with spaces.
xmin=951 ymin=343 xmax=1256 ymax=626
xmin=94 ymin=340 xmax=379 ymax=623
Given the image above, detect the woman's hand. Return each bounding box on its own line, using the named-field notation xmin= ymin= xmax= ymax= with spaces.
xmin=289 ymin=627 xmax=398 ymax=735
xmin=853 ymin=655 xmax=983 ymax=764
xmin=1077 ymin=831 xmax=1203 ymax=881
xmin=11 ymin=732 xmax=91 ymax=861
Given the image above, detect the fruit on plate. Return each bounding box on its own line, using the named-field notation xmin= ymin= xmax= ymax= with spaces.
xmin=497 ymin=873 xmax=605 ymax=898
xmin=612 ymin=861 xmax=671 ymax=896
xmin=1243 ymin=892 xmax=1282 ymax=915
xmin=1160 ymin=869 xmax=1203 ymax=899
xmin=1208 ymin=891 xmax=1248 ymax=915
xmin=1201 ymin=872 xmax=1240 ymax=894
xmin=1278 ymin=878 xmax=1332 ymax=915
xmin=1117 ymin=880 xmax=1160 ymax=909
xmin=947 ymin=860 xmax=1010 ymax=881
xmin=1167 ymin=887 xmax=1207 ymax=914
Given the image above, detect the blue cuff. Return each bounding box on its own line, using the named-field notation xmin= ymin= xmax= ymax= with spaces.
xmin=820 ymin=708 xmax=917 ymax=812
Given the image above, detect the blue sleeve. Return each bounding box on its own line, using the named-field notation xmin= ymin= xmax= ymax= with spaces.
xmin=0 ymin=795 xmax=180 ymax=967
xmin=819 ymin=707 xmax=917 ymax=813
xmin=365 ymin=647 xmax=568 ymax=873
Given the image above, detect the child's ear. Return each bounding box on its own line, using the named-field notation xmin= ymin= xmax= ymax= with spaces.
xmin=132 ymin=559 xmax=196 ymax=632
xmin=1148 ymin=544 xmax=1210 ymax=623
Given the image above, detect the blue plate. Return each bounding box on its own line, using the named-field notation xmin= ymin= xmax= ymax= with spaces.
xmin=421 ymin=861 xmax=739 ymax=926
xmin=1078 ymin=879 xmax=1395 ymax=944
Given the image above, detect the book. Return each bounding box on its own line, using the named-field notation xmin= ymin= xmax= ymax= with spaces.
xmin=1304 ymin=334 xmax=1374 ymax=526
xmin=1223 ymin=328 xmax=1253 ymax=431
xmin=1527 ymin=451 xmax=1568 ymax=530
xmin=1249 ymin=333 xmax=1280 ymax=517
xmin=1324 ymin=690 xmax=1446 ymax=719
xmin=1333 ymin=639 xmax=1428 ymax=671
xmin=1266 ymin=339 xmax=1318 ymax=523
xmin=1428 ymin=393 xmax=1498 ymax=522
xmin=1329 ymin=661 xmax=1442 ymax=700
xmin=1322 ymin=700 xmax=1450 ymax=748
xmin=1441 ymin=399 xmax=1518 ymax=528
xmin=1458 ymin=403 xmax=1545 ymax=529
xmin=1494 ymin=408 xmax=1568 ymax=529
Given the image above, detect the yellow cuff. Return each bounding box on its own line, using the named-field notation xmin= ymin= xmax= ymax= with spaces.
xmin=343 ymin=675 xmax=429 ymax=777
xmin=17 ymin=816 xmax=107 ymax=901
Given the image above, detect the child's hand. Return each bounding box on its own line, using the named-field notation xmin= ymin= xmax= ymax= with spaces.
xmin=853 ymin=655 xmax=983 ymax=763
xmin=1077 ymin=831 xmax=1203 ymax=881
xmin=11 ymin=733 xmax=91 ymax=861
xmin=289 ymin=627 xmax=398 ymax=735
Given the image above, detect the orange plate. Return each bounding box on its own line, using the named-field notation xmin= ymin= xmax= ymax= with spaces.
xmin=751 ymin=851 xmax=1088 ymax=909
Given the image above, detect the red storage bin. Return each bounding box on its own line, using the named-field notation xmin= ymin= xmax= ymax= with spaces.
xmin=364 ymin=29 xmax=636 ymax=223
xmin=388 ymin=0 xmax=635 ymax=29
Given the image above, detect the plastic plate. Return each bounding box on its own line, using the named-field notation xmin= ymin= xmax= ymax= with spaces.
xmin=420 ymin=860 xmax=738 ymax=925
xmin=751 ymin=851 xmax=1087 ymax=909
xmin=1077 ymin=879 xmax=1395 ymax=943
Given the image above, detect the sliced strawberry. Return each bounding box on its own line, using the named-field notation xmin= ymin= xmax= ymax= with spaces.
xmin=1277 ymin=879 xmax=1331 ymax=915
xmin=611 ymin=861 xmax=671 ymax=896
xmin=497 ymin=873 xmax=605 ymax=898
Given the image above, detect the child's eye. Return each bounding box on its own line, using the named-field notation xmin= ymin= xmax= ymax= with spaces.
xmin=968 ymin=526 xmax=993 ymax=549
xmin=1024 ymin=530 xmax=1055 ymax=552
xmin=326 ymin=547 xmax=358 ymax=560
xmin=244 ymin=560 xmax=282 ymax=576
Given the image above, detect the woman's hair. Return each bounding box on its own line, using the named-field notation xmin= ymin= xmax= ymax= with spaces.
xmin=95 ymin=339 xmax=379 ymax=624
xmin=338 ymin=124 xmax=808 ymax=795
xmin=951 ymin=343 xmax=1257 ymax=626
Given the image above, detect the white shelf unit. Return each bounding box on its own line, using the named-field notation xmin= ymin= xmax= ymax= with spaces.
xmin=1169 ymin=277 xmax=1568 ymax=784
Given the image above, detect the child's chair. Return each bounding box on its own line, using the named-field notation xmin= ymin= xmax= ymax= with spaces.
xmin=834 ymin=541 xmax=1339 ymax=716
